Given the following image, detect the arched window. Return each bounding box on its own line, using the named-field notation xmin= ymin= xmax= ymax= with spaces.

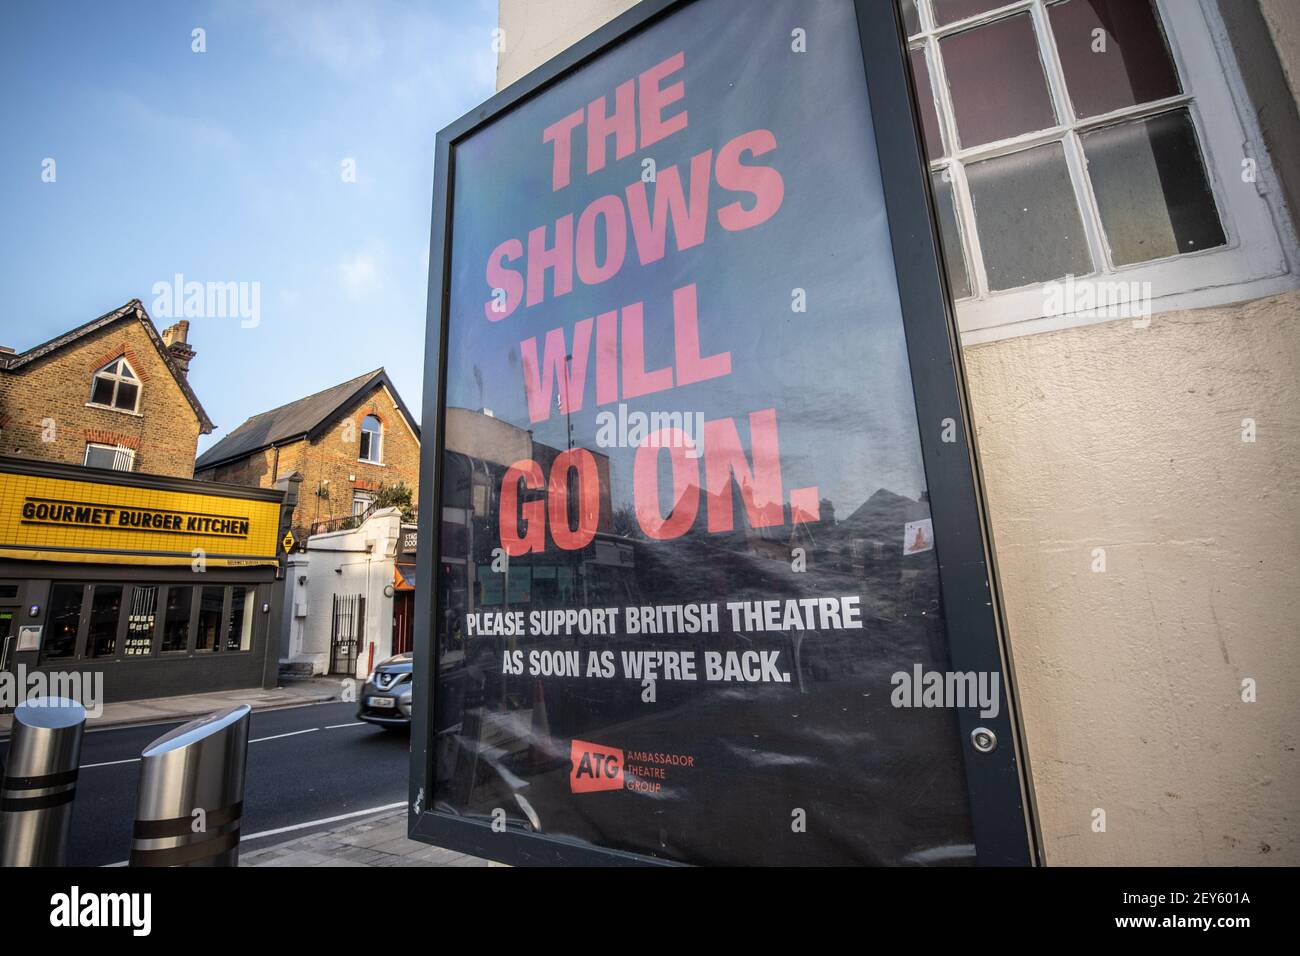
xmin=90 ymin=357 xmax=140 ymax=412
xmin=359 ymin=415 xmax=382 ymax=463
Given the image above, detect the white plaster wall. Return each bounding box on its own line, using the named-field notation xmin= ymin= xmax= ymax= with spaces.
xmin=965 ymin=291 xmax=1300 ymax=864
xmin=292 ymin=510 xmax=402 ymax=679
xmin=1260 ymin=0 xmax=1300 ymax=104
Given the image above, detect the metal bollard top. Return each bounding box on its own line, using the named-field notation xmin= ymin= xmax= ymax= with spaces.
xmin=141 ymin=704 xmax=251 ymax=757
xmin=12 ymin=696 xmax=87 ymax=730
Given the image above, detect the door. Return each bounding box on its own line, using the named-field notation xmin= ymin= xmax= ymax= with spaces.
xmin=329 ymin=594 xmax=364 ymax=675
xmin=392 ymin=591 xmax=414 ymax=656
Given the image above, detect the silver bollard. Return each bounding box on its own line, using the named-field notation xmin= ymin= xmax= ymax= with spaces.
xmin=130 ymin=704 xmax=250 ymax=867
xmin=0 ymin=696 xmax=87 ymax=867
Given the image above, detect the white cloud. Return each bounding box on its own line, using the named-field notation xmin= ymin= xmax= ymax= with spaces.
xmin=339 ymin=248 xmax=381 ymax=299
xmin=101 ymin=90 xmax=240 ymax=153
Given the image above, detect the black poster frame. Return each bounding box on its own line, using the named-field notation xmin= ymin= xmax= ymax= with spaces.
xmin=411 ymin=0 xmax=1040 ymax=867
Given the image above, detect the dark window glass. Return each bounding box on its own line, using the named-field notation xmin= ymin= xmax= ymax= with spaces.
xmin=44 ymin=583 xmax=84 ymax=660
xmin=162 ymin=586 xmax=193 ymax=653
xmin=941 ymin=14 xmax=1056 ymax=147
xmin=900 ymin=0 xmax=921 ymax=36
xmin=931 ymin=170 xmax=972 ymax=298
xmin=90 ymin=376 xmax=115 ymax=406
xmin=196 ymin=586 xmax=224 ymax=652
xmin=910 ymin=48 xmax=944 ymax=161
xmin=226 ymin=587 xmax=255 ymax=651
xmin=88 ymin=584 xmax=122 ymax=658
xmin=966 ymin=142 xmax=1093 ymax=290
xmin=1083 ymin=109 xmax=1226 ymax=266
xmin=124 ymin=585 xmax=157 ymax=656
xmin=1049 ymin=0 xmax=1180 ymax=119
xmin=933 ymin=0 xmax=1017 ymax=26
xmin=360 ymin=415 xmax=382 ymax=462
xmin=114 ymin=380 xmax=139 ymax=411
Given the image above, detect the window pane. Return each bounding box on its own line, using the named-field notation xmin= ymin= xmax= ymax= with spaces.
xmin=84 ymin=445 xmax=114 ymax=469
xmin=227 ymin=587 xmax=255 ymax=651
xmin=910 ymin=48 xmax=945 ymax=160
xmin=114 ymin=381 xmax=138 ymax=410
xmin=900 ymin=0 xmax=920 ymax=36
xmin=933 ymin=0 xmax=1014 ymax=27
xmin=941 ymin=14 xmax=1056 ymax=147
xmin=966 ymin=142 xmax=1093 ymax=290
xmin=162 ymin=586 xmax=193 ymax=653
xmin=359 ymin=432 xmax=372 ymax=461
xmin=124 ymin=585 xmax=157 ymax=656
xmin=44 ymin=583 xmax=83 ymax=660
xmin=1083 ymin=109 xmax=1226 ymax=266
xmin=88 ymin=584 xmax=122 ymax=657
xmin=1049 ymin=0 xmax=1180 ymax=118
xmin=196 ymin=586 xmax=224 ymax=651
xmin=118 ymin=362 xmax=135 ymax=379
xmin=931 ymin=170 xmax=972 ymax=299
xmin=91 ymin=376 xmax=114 ymax=405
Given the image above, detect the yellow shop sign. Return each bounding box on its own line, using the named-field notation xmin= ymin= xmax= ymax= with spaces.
xmin=0 ymin=463 xmax=282 ymax=567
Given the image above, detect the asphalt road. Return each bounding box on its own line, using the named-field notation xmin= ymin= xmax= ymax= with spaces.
xmin=0 ymin=700 xmax=410 ymax=867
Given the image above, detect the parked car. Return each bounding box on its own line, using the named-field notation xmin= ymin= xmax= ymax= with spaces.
xmin=357 ymin=652 xmax=413 ymax=729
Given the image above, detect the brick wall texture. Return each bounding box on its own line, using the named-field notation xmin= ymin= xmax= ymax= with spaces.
xmin=195 ymin=383 xmax=420 ymax=531
xmin=0 ymin=317 xmax=203 ymax=478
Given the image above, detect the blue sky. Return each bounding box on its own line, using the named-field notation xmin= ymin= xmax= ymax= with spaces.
xmin=0 ymin=0 xmax=497 ymax=453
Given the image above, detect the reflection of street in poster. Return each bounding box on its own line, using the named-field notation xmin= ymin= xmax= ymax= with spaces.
xmin=420 ymin=0 xmax=1027 ymax=867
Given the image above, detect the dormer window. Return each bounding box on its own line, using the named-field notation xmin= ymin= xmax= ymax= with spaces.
xmin=359 ymin=415 xmax=382 ymax=463
xmin=90 ymin=358 xmax=140 ymax=413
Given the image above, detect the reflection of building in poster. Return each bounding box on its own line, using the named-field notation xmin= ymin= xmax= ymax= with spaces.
xmin=420 ymin=0 xmax=1029 ymax=867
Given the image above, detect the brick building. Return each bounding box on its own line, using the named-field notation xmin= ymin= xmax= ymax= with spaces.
xmin=194 ymin=368 xmax=420 ymax=541
xmin=0 ymin=300 xmax=212 ymax=478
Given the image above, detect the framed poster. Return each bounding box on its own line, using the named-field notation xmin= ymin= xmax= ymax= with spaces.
xmin=412 ymin=0 xmax=1037 ymax=866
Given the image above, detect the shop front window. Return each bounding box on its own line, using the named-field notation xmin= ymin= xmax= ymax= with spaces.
xmin=196 ymin=586 xmax=224 ymax=652
xmin=226 ymin=587 xmax=255 ymax=652
xmin=124 ymin=585 xmax=157 ymax=656
xmin=43 ymin=583 xmax=84 ymax=661
xmin=161 ymin=586 xmax=193 ymax=653
xmin=87 ymin=584 xmax=122 ymax=658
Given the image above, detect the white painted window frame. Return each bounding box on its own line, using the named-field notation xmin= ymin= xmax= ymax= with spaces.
xmin=906 ymin=0 xmax=1299 ymax=344
xmin=358 ymin=415 xmax=383 ymax=464
xmin=84 ymin=442 xmax=136 ymax=472
xmin=88 ymin=356 xmax=142 ymax=413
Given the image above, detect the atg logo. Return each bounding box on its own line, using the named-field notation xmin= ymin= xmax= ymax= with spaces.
xmin=570 ymin=739 xmax=624 ymax=793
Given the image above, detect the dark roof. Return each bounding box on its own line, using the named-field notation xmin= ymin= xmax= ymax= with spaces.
xmin=0 ymin=299 xmax=214 ymax=433
xmin=194 ymin=368 xmax=420 ymax=471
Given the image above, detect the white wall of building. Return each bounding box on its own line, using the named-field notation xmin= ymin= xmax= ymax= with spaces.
xmin=283 ymin=508 xmax=403 ymax=679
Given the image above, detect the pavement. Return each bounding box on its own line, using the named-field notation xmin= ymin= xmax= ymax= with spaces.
xmin=0 ymin=678 xmax=495 ymax=867
xmin=0 ymin=698 xmax=413 ymax=866
xmin=241 ymin=807 xmax=493 ymax=867
xmin=0 ymin=676 xmax=346 ymax=736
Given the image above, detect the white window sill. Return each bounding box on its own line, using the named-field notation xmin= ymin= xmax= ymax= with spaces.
xmin=85 ymin=402 xmax=143 ymax=418
xmin=956 ymin=270 xmax=1298 ymax=345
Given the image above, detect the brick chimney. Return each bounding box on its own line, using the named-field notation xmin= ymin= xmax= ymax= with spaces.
xmin=161 ymin=320 xmax=196 ymax=375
